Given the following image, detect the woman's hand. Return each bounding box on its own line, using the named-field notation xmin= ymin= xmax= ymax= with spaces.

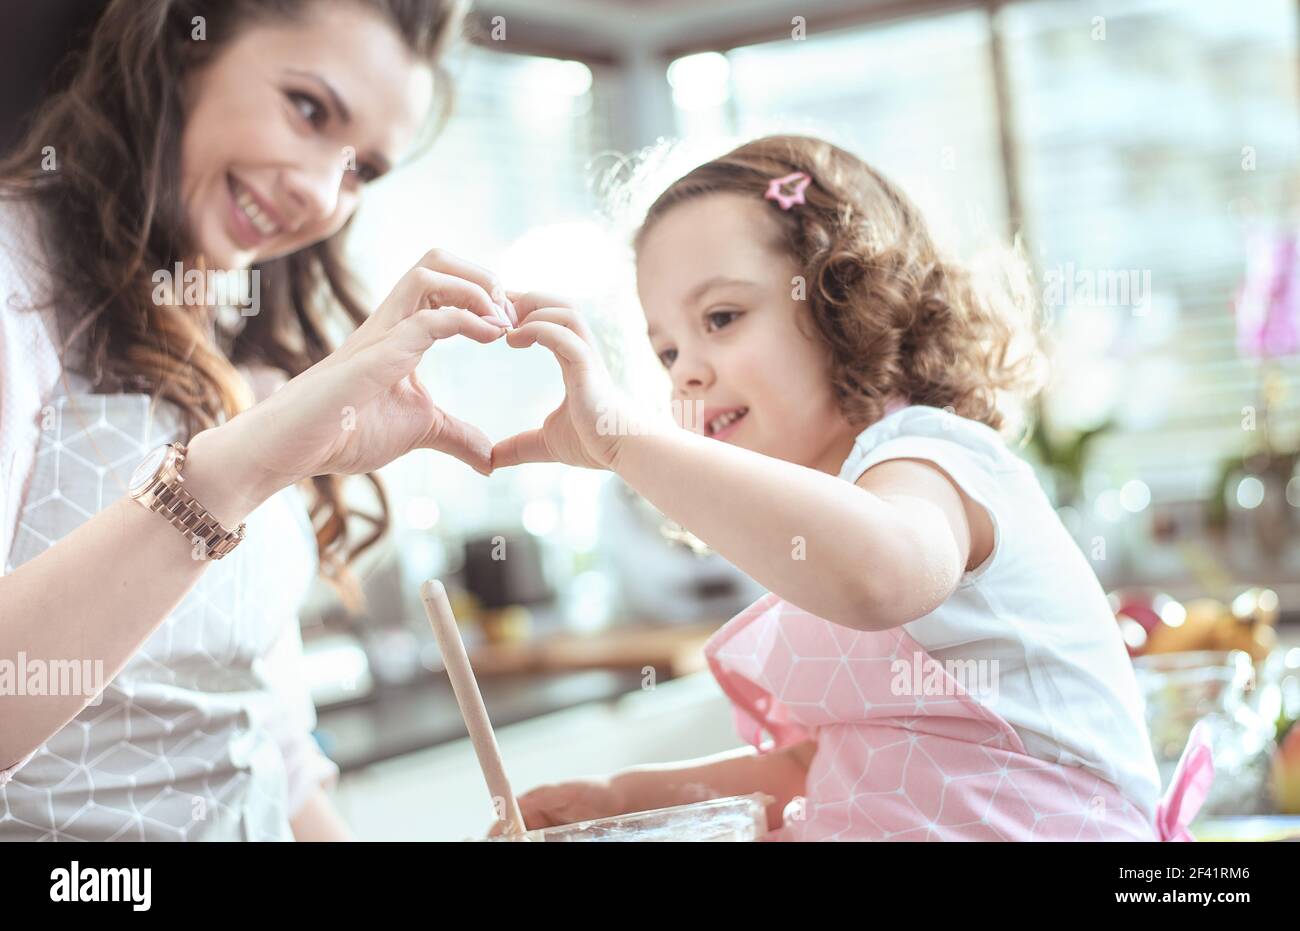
xmin=219 ymin=249 xmax=515 ymax=497
xmin=490 ymin=293 xmax=659 ymax=472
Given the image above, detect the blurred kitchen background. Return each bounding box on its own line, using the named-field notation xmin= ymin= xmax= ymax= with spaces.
xmin=10 ymin=0 xmax=1300 ymax=839
xmin=304 ymin=0 xmax=1300 ymax=840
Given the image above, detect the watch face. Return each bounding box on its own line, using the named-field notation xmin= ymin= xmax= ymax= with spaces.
xmin=129 ymin=445 xmax=170 ymax=495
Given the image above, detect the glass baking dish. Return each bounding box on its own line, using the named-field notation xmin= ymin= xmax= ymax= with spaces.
xmin=477 ymin=793 xmax=770 ymax=842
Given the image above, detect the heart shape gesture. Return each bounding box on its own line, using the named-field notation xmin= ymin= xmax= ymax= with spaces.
xmin=491 ymin=292 xmax=665 ymax=473
xmin=221 ymin=249 xmax=520 ymax=499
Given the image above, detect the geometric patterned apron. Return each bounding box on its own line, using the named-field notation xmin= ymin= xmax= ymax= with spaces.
xmin=1 ymin=391 xmax=318 ymax=840
xmin=705 ymin=593 xmax=1213 ymax=841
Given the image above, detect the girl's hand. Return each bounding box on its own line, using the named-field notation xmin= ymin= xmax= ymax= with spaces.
xmin=490 ymin=293 xmax=656 ymax=472
xmin=488 ymin=776 xmax=628 ymax=836
xmin=222 ymin=249 xmax=514 ymax=495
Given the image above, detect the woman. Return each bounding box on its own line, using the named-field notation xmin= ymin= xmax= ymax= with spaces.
xmin=0 ymin=0 xmax=522 ymax=840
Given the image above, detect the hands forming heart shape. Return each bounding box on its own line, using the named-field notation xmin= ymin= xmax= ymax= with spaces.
xmin=492 ymin=288 xmax=650 ymax=473
xmin=222 ymin=249 xmax=649 ymax=499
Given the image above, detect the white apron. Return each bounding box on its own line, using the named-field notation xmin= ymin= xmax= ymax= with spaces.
xmin=1 ymin=389 xmax=319 ymax=841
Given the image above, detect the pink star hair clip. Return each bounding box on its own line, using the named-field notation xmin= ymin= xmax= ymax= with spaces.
xmin=765 ymin=171 xmax=811 ymax=210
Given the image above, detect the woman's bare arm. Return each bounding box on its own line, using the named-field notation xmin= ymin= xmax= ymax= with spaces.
xmin=0 ymin=248 xmax=517 ymax=773
xmin=0 ymin=423 xmax=283 ymax=770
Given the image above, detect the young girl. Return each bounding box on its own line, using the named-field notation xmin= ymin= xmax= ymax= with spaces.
xmin=492 ymin=135 xmax=1213 ymax=841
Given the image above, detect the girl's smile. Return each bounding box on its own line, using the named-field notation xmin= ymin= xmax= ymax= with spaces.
xmin=703 ymin=405 xmax=749 ymax=439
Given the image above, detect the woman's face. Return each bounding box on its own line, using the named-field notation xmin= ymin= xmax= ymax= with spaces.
xmin=179 ymin=1 xmax=434 ymax=270
xmin=636 ymin=193 xmax=859 ymax=474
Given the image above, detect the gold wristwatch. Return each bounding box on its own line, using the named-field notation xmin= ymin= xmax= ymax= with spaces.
xmin=128 ymin=442 xmax=246 ymax=559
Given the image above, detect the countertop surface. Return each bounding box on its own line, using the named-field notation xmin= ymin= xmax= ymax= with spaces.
xmin=315 ymin=666 xmax=647 ymax=772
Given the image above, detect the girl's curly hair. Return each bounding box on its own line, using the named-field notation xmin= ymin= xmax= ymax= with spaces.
xmin=634 ymin=135 xmax=1047 ymax=436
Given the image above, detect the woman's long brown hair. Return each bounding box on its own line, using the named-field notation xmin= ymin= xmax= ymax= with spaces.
xmin=0 ymin=0 xmax=468 ymax=610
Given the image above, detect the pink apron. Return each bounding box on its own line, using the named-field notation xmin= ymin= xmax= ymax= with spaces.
xmin=704 ymin=593 xmax=1214 ymax=842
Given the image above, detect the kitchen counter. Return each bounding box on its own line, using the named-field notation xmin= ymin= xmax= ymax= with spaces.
xmin=314 ymin=666 xmax=648 ymax=773
xmin=330 ymin=670 xmax=743 ymax=841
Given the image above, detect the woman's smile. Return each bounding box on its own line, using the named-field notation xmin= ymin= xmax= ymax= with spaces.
xmin=226 ymin=173 xmax=285 ymax=248
xmin=179 ymin=2 xmax=433 ymax=270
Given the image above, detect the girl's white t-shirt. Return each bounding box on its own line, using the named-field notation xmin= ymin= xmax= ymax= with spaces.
xmin=838 ymin=404 xmax=1162 ymax=822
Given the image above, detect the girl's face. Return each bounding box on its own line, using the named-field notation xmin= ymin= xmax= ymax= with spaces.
xmin=636 ymin=193 xmax=859 ymax=474
xmin=179 ymin=1 xmax=434 ymax=270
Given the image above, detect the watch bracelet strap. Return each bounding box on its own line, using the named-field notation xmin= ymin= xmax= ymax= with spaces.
xmin=141 ymin=449 xmax=246 ymax=559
